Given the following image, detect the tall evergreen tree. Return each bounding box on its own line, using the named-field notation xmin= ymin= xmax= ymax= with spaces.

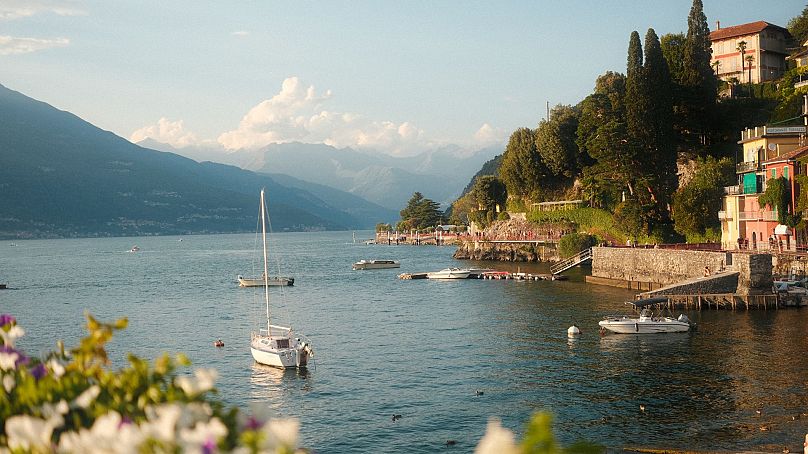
xmin=499 ymin=127 xmax=546 ymax=201
xmin=679 ymin=0 xmax=716 ymax=151
xmin=788 ymin=4 xmax=808 ymax=47
xmin=535 ymin=105 xmax=580 ymax=179
xmin=625 ymin=31 xmax=650 ymax=180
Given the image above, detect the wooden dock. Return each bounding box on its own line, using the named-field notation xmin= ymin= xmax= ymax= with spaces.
xmin=635 ymin=293 xmax=780 ymax=310
xmin=397 ymin=271 xmax=567 ymax=281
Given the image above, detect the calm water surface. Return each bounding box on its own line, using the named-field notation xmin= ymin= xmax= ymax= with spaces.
xmin=2 ymin=232 xmax=808 ymax=452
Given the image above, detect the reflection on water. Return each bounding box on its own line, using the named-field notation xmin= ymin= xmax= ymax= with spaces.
xmin=3 ymin=234 xmax=808 ymax=452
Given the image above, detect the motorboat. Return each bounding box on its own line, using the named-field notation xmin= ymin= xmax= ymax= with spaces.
xmin=599 ymin=297 xmax=692 ymax=334
xmin=426 ymin=268 xmax=471 ymax=279
xmin=352 ymin=259 xmax=400 ymax=270
xmin=238 ymin=274 xmax=294 ymax=287
xmin=128 ymin=245 xmax=140 ymax=253
xmin=248 ymin=189 xmax=313 ymax=369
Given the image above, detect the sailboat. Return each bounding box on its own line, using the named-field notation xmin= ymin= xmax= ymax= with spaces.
xmin=249 ymin=189 xmax=314 ymax=369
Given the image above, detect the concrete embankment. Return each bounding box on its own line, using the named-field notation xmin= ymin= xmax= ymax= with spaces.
xmin=453 ymin=240 xmax=560 ymax=262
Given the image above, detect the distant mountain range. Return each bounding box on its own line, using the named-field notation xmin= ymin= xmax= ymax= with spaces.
xmin=0 ymin=84 xmax=397 ymax=239
xmin=140 ymin=141 xmax=501 ymax=211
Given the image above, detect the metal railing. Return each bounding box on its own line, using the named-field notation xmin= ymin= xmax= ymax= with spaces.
xmin=737 ymin=211 xmax=778 ymax=221
xmin=718 ymin=210 xmax=731 ymax=220
xmin=736 ymin=161 xmax=760 ymax=173
xmin=551 ymin=248 xmax=592 ymax=275
xmin=723 ymin=185 xmax=741 ymax=195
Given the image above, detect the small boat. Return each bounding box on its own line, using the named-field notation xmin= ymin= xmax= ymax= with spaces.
xmin=238 ymin=274 xmax=294 ymax=287
xmin=0 ymin=284 xmax=7 ymax=290
xmin=599 ymin=297 xmax=692 ymax=334
xmin=352 ymin=259 xmax=400 ymax=270
xmin=248 ymin=189 xmax=313 ymax=369
xmin=364 ymin=239 xmax=376 ymax=245
xmin=128 ymin=245 xmax=141 ymax=253
xmin=427 ymin=268 xmax=471 ymax=279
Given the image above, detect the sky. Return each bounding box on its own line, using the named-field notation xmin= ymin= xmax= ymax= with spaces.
xmin=1 ymin=0 xmax=805 ymax=156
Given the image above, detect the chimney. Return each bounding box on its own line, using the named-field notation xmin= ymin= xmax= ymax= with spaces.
xmin=716 ymin=20 xmax=721 ymax=30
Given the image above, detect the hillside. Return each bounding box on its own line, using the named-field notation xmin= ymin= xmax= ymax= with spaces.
xmin=0 ymin=84 xmax=384 ymax=238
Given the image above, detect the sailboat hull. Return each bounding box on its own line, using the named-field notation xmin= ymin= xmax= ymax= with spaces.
xmin=251 ymin=336 xmax=310 ymax=369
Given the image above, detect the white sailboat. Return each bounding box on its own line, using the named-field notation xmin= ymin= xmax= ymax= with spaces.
xmin=249 ymin=189 xmax=314 ymax=369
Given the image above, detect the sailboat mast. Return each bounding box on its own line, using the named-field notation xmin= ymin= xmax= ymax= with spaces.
xmin=260 ymin=189 xmax=271 ymax=331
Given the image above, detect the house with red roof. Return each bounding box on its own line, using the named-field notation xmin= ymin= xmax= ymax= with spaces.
xmin=710 ymin=20 xmax=791 ymax=84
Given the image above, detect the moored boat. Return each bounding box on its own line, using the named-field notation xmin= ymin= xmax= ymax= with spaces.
xmin=238 ymin=275 xmax=294 ymax=287
xmin=599 ymin=297 xmax=692 ymax=334
xmin=426 ymin=268 xmax=471 ymax=279
xmin=352 ymin=259 xmax=400 ymax=270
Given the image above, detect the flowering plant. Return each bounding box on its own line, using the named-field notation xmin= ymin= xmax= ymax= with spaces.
xmin=0 ymin=314 xmax=301 ymax=453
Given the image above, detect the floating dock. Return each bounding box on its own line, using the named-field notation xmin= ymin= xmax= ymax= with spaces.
xmin=397 ymin=271 xmax=567 ymax=281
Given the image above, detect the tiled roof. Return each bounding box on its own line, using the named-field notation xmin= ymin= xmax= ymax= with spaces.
xmin=763 ymin=144 xmax=808 ymax=164
xmin=710 ymin=21 xmax=789 ymax=41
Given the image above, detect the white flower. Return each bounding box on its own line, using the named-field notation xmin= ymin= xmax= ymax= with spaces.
xmin=5 ymin=415 xmax=56 ymax=451
xmin=176 ymin=368 xmax=218 ymax=396
xmin=74 ymin=385 xmax=100 ymax=409
xmin=57 ymin=411 xmax=144 ymax=454
xmin=178 ymin=418 xmax=228 ymax=453
xmin=42 ymin=400 xmax=69 ymax=421
xmin=475 ymin=418 xmax=520 ymax=454
xmin=0 ymin=351 xmax=19 ymax=370
xmin=48 ymin=358 xmax=65 ymax=378
xmin=1 ymin=325 xmax=25 ymax=347
xmin=260 ymin=418 xmax=299 ymax=451
xmin=3 ymin=374 xmax=14 ymax=392
xmin=143 ymin=403 xmax=182 ymax=442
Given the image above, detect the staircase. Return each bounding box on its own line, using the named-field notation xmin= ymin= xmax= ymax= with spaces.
xmin=551 ymin=248 xmax=593 ymax=275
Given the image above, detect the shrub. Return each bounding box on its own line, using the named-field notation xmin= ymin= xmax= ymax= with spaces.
xmin=497 ymin=212 xmax=510 ymax=221
xmin=558 ymin=233 xmax=597 ymax=258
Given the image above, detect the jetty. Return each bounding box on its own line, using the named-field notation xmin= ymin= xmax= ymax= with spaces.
xmin=398 ymin=270 xmax=567 ymax=281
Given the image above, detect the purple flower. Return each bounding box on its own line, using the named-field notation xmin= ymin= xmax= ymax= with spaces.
xmin=245 ymin=416 xmax=262 ymax=431
xmin=30 ymin=363 xmax=47 ymax=380
xmin=0 ymin=314 xmax=15 ymax=327
xmin=118 ymin=415 xmax=132 ymax=429
xmin=202 ymin=438 xmax=217 ymax=454
xmin=0 ymin=345 xmax=27 ymax=366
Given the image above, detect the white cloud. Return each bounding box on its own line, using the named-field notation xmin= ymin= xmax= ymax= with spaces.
xmin=231 ymin=30 xmax=249 ymax=37
xmin=0 ymin=0 xmax=85 ymax=21
xmin=472 ymin=123 xmax=507 ymax=147
xmin=217 ymin=76 xmax=432 ymax=156
xmin=130 ymin=118 xmax=199 ymax=149
xmin=0 ymin=35 xmax=69 ymax=55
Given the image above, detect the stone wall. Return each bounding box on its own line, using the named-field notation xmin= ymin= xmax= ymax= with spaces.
xmin=591 ymin=247 xmax=729 ymax=285
xmin=734 ymin=253 xmax=773 ymax=295
xmin=453 ymin=241 xmax=559 ymax=262
xmin=650 ymin=272 xmax=739 ymax=295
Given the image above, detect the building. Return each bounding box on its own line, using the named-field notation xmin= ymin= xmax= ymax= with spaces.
xmin=710 ymin=21 xmax=791 ymax=84
xmin=720 ymin=125 xmax=808 ymax=251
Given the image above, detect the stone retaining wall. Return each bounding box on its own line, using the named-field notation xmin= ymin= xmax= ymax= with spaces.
xmin=650 ymin=272 xmax=739 ymax=295
xmin=591 ymin=247 xmax=729 ymax=285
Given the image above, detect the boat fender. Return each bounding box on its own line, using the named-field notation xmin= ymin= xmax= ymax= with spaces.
xmin=635 ymin=323 xmax=639 ymax=332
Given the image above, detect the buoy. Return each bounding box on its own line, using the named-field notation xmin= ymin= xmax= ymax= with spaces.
xmin=475 ymin=390 xmax=484 ymax=396
xmin=567 ymin=325 xmax=581 ymax=337
xmin=214 ymin=339 xmax=224 ymax=347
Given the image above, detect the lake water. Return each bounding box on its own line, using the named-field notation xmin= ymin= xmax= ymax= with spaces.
xmin=2 ymin=232 xmax=808 ymax=452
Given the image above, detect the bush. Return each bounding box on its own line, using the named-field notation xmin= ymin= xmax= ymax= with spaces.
xmin=497 ymin=212 xmax=510 ymax=221
xmin=558 ymin=233 xmax=597 ymax=258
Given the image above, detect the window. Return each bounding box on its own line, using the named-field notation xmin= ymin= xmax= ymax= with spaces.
xmin=771 ymin=169 xmax=777 ymax=179
xmin=784 ymin=166 xmax=789 ymax=179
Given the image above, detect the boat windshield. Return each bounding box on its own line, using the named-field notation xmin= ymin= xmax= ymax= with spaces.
xmin=640 ymin=308 xmax=653 ymax=317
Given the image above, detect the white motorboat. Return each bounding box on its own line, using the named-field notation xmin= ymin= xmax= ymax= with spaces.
xmin=352 ymin=259 xmax=400 ymax=270
xmin=128 ymin=245 xmax=140 ymax=253
xmin=248 ymin=189 xmax=313 ymax=369
xmin=238 ymin=274 xmax=294 ymax=287
xmin=427 ymin=267 xmax=471 ymax=279
xmin=599 ymin=297 xmax=692 ymax=334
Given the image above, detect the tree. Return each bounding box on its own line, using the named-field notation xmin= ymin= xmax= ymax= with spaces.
xmin=499 ymin=127 xmax=546 ymax=201
xmin=671 ymin=157 xmax=733 ymax=240
xmin=745 ymin=54 xmax=755 ymax=88
xmin=736 ymin=40 xmax=748 ymax=84
xmin=470 ymin=175 xmax=507 ymax=212
xmin=661 ymin=33 xmax=687 ymax=84
xmin=399 ymin=192 xmax=442 ymax=230
xmin=758 ymin=176 xmax=799 ymax=226
xmin=788 ymin=4 xmax=808 ymax=47
xmin=679 ymin=0 xmax=717 ymax=152
xmin=535 ymin=105 xmax=580 ymax=179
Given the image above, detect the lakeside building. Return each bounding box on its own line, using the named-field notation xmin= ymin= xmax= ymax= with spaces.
xmin=720 ymin=125 xmax=808 ymax=251
xmin=710 ymin=20 xmax=790 ymax=84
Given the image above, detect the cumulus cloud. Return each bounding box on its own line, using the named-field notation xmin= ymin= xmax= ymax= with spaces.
xmin=0 ymin=0 xmax=85 ymax=20
xmin=130 ymin=118 xmax=199 ymax=149
xmin=217 ymin=76 xmax=431 ymax=155
xmin=472 ymin=123 xmax=507 ymax=147
xmin=0 ymin=35 xmax=69 ymax=55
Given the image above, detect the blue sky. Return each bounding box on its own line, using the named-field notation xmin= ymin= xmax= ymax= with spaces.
xmin=1 ymin=1 xmax=804 ymax=155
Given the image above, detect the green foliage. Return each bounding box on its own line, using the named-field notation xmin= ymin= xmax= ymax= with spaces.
xmin=500 ymin=128 xmax=546 ymax=200
xmin=613 ymin=199 xmax=649 ymax=240
xmin=788 ymin=4 xmax=808 ymax=47
xmin=460 ymin=154 xmax=503 ymax=196
xmin=558 ymin=233 xmax=597 ymax=259
xmin=470 ymin=175 xmax=508 ymax=212
xmin=375 ymin=223 xmax=392 ymax=232
xmin=535 ymin=105 xmax=581 ymax=179
xmin=528 ymin=207 xmax=633 ymax=243
xmin=497 ymin=212 xmax=511 ymax=221
xmin=399 ymin=192 xmax=442 ymax=230
xmin=758 ymin=176 xmax=800 ymax=227
xmin=661 ymin=33 xmax=686 ymax=84
xmin=672 ymin=157 xmax=734 ymax=240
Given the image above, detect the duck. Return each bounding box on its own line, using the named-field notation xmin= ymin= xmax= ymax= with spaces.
xmin=392 ymin=414 xmax=402 ymax=421
xmin=475 ymin=390 xmax=484 ymax=396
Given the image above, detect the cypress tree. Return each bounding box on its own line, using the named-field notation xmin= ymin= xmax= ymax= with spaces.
xmin=679 ymin=0 xmax=716 ymax=150
xmin=625 ymin=31 xmax=648 ymax=175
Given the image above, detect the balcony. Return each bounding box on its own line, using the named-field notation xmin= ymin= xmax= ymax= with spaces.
xmin=737 ymin=211 xmax=779 ymax=221
xmin=718 ymin=210 xmax=731 ymax=220
xmin=723 ymin=185 xmax=741 ymax=195
xmin=736 ymin=161 xmax=760 ymax=173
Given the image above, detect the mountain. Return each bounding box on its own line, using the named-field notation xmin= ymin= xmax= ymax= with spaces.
xmin=224 ymin=143 xmax=501 ymax=210
xmin=0 ymin=84 xmax=387 ymax=239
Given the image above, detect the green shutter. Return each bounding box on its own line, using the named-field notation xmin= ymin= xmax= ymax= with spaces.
xmin=743 ymin=173 xmax=758 ymax=194
xmin=784 ymin=166 xmax=789 ymax=179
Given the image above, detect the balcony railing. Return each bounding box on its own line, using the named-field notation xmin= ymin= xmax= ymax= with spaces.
xmin=723 ymin=185 xmax=741 ymax=195
xmin=718 ymin=210 xmax=731 ymax=220
xmin=736 ymin=161 xmax=760 ymax=173
xmin=737 ymin=211 xmax=779 ymax=221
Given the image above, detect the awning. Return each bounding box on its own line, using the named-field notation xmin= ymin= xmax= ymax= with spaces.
xmin=775 ymin=224 xmax=792 ymax=235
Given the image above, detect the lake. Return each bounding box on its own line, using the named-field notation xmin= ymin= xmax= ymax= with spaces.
xmin=2 ymin=232 xmax=808 ymax=452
